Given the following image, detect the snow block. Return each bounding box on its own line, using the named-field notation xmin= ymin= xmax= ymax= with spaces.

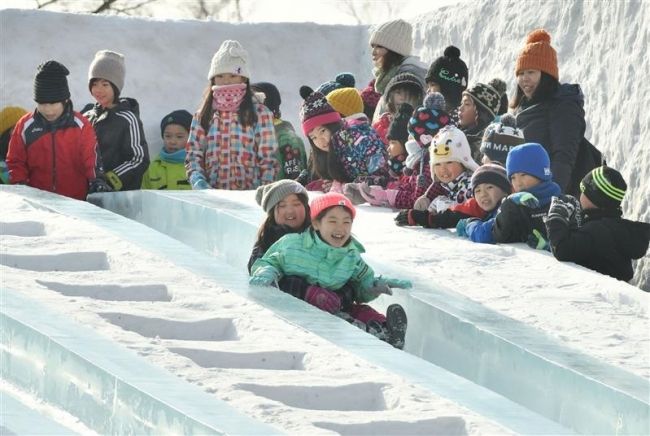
xmin=85 ymin=188 xmax=650 ymax=435
xmin=0 ymin=289 xmax=281 ymax=435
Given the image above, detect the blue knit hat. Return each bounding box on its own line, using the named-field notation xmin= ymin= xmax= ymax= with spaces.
xmin=506 ymin=143 xmax=552 ymax=181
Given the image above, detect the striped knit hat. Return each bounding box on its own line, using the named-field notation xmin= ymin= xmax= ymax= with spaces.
xmin=580 ymin=166 xmax=627 ymax=209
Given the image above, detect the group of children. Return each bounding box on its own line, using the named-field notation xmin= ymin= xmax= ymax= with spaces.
xmin=2 ymin=21 xmax=649 ymax=350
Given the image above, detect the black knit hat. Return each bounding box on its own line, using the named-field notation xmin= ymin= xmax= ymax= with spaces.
xmin=384 ymin=72 xmax=424 ymax=100
xmin=580 ymin=166 xmax=627 ymax=209
xmin=425 ymin=46 xmax=468 ymax=108
xmin=251 ymin=82 xmax=281 ymax=117
xmin=464 ymin=79 xmax=502 ymax=119
xmin=387 ymin=103 xmax=413 ymax=144
xmin=33 ymin=60 xmax=70 ymax=104
xmin=160 ymin=110 xmax=193 ymax=137
xmin=471 ymin=163 xmax=512 ymax=194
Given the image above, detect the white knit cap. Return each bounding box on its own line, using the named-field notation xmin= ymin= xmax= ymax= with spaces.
xmin=369 ymin=19 xmax=413 ymax=57
xmin=88 ymin=50 xmax=126 ymax=92
xmin=208 ymin=40 xmax=250 ymax=80
xmin=430 ymin=125 xmax=479 ymax=172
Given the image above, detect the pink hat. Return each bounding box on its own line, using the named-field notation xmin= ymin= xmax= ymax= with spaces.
xmin=310 ymin=193 xmax=356 ymax=220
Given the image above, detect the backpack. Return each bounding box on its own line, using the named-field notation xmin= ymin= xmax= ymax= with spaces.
xmin=567 ymin=136 xmax=604 ymax=197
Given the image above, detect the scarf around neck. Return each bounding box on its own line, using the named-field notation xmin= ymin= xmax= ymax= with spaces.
xmin=160 ymin=147 xmax=186 ymax=164
xmin=212 ymin=83 xmax=247 ymax=112
xmin=373 ymin=65 xmax=400 ymax=95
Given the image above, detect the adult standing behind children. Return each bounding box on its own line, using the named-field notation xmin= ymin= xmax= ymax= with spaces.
xmin=511 ymin=29 xmax=585 ymax=195
xmin=7 ymin=60 xmax=109 ymax=200
xmin=369 ymin=18 xmax=427 ymax=122
xmin=186 ymin=40 xmax=278 ymax=190
xmin=141 ymin=110 xmax=192 ymax=190
xmin=251 ymin=82 xmax=306 ymax=181
xmin=85 ymin=50 xmax=149 ymax=192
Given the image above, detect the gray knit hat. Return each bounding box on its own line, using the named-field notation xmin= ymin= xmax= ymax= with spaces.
xmin=255 ymin=180 xmax=308 ymax=214
xmin=369 ymin=19 xmax=413 ymax=57
xmin=88 ymin=50 xmax=126 ymax=92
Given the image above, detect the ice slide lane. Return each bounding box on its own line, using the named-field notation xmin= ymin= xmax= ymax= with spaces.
xmin=0 ymin=185 xmax=568 ymax=435
xmin=85 ymin=188 xmax=649 ymax=435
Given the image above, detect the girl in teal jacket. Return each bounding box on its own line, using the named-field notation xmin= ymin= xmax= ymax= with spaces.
xmin=250 ymin=192 xmax=411 ymax=349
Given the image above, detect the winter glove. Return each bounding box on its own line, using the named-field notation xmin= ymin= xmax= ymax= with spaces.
xmin=395 ymin=209 xmax=429 ymax=227
xmin=189 ymin=172 xmax=210 ymax=190
xmin=456 ymin=218 xmax=469 ymax=237
xmin=547 ymin=195 xmax=582 ymax=228
xmin=304 ymin=285 xmax=341 ymax=313
xmin=366 ymin=282 xmax=393 ymax=298
xmin=526 ymin=229 xmax=551 ymax=251
xmin=413 ymin=195 xmax=431 ymax=211
xmin=88 ymin=178 xmax=113 ymax=194
xmin=357 ymin=183 xmax=391 ymax=207
xmin=343 ymin=182 xmax=367 ymax=205
xmin=249 ymin=271 xmax=277 ymax=287
xmin=104 ymin=171 xmax=122 ymax=191
xmin=376 ymin=277 xmax=412 ymax=289
xmin=507 ymin=192 xmax=540 ymax=208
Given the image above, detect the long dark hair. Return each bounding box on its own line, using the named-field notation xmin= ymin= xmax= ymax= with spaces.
xmin=381 ymin=49 xmax=405 ymax=72
xmin=308 ymin=122 xmax=351 ymax=182
xmin=198 ymin=79 xmax=257 ymax=131
xmin=509 ymin=72 xmax=560 ymax=109
xmin=253 ymin=192 xmax=311 ymax=253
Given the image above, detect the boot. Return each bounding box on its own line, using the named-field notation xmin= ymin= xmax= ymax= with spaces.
xmin=385 ymin=304 xmax=407 ymax=350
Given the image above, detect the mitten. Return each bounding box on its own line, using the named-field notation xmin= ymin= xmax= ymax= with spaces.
xmin=394 ymin=210 xmax=411 ymax=226
xmin=189 ymin=172 xmax=210 ymax=190
xmin=526 ymin=229 xmax=551 ymax=251
xmin=88 ymin=178 xmax=113 ymax=194
xmin=357 ymin=183 xmax=388 ymax=207
xmin=304 ymin=285 xmax=341 ymax=313
xmin=413 ymin=195 xmax=431 ymax=211
xmin=343 ymin=183 xmax=367 ymax=205
xmin=104 ymin=171 xmax=123 ymax=191
xmin=508 ymin=192 xmax=539 ymax=208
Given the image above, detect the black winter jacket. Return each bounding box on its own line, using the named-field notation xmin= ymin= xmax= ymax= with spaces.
xmin=85 ymin=98 xmax=149 ymax=191
xmin=515 ymin=84 xmax=585 ymax=194
xmin=546 ymin=208 xmax=650 ymax=282
xmin=492 ymin=198 xmax=550 ymax=243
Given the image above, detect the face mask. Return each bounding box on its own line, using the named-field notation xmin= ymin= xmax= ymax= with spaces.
xmin=211 ymin=83 xmax=247 ymax=112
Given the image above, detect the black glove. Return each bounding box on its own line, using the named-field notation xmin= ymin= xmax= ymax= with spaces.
xmin=88 ymin=178 xmax=113 ymax=194
xmin=547 ymin=195 xmax=578 ymax=226
xmin=395 ymin=209 xmax=429 ymax=227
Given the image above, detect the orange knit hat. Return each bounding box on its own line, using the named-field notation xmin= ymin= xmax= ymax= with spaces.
xmin=515 ymin=29 xmax=558 ymax=80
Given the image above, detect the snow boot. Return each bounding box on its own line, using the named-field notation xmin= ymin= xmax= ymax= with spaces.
xmin=385 ymin=304 xmax=407 ymax=350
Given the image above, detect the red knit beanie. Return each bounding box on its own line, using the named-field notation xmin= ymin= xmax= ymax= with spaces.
xmin=310 ymin=193 xmax=356 ymax=221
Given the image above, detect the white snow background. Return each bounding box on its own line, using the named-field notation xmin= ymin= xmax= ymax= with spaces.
xmin=0 ymin=0 xmax=649 ymax=433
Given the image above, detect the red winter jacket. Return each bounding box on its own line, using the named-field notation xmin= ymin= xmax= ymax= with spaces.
xmin=7 ymin=105 xmax=99 ymax=200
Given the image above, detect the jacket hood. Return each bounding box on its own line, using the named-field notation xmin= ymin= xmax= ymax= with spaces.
xmin=617 ymin=219 xmax=650 ymax=259
xmin=115 ymin=97 xmax=140 ymax=116
xmin=554 ymin=83 xmax=584 ymax=106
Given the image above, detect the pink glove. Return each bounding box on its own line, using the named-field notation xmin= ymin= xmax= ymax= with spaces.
xmin=359 ymin=183 xmax=399 ymax=208
xmin=305 ymin=285 xmax=341 ymax=313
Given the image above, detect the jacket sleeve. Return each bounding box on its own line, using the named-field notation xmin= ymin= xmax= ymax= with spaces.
xmin=545 ymin=219 xmax=596 ymax=262
xmin=492 ymin=199 xmax=530 ymax=243
xmin=466 ymin=218 xmax=496 ymax=243
xmin=249 ymin=246 xmax=283 ymax=283
xmin=6 ymin=119 xmax=28 ymax=184
xmin=255 ymin=106 xmax=279 ymax=185
xmin=427 ymin=208 xmax=472 ymax=228
xmin=111 ymin=111 xmax=149 ymax=190
xmin=185 ymin=116 xmax=208 ymax=183
xmin=548 ymin=98 xmax=585 ymax=193
xmin=349 ymin=259 xmax=378 ymax=303
xmin=80 ymin=118 xmax=100 ymax=181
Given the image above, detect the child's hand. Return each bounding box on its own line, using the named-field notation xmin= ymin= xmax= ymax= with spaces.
xmin=456 ymin=218 xmax=469 ymax=237
xmin=249 ymin=274 xmax=274 ymax=286
xmin=508 ymin=192 xmax=539 ymax=208
xmin=547 ymin=195 xmax=581 ymax=226
xmin=367 ymin=282 xmax=393 ymax=297
xmin=526 ymin=229 xmax=551 ymax=251
xmin=377 ymin=277 xmax=412 ymax=289
xmin=304 ymin=285 xmax=341 ymax=313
